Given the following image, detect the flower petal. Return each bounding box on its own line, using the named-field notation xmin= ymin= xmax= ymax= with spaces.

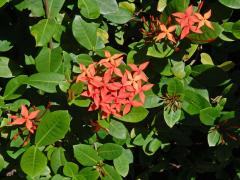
xmin=28 ymin=110 xmax=40 ymax=120
xmin=21 ymin=105 xmax=29 ymax=118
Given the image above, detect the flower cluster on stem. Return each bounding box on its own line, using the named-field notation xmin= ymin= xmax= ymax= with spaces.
xmin=76 ymin=51 xmax=153 ymax=119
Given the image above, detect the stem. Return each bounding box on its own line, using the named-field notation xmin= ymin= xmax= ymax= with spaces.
xmin=43 ymin=0 xmax=53 ymax=49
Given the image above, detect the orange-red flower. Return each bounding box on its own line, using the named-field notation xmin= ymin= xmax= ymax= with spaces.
xmin=76 ymin=52 xmax=153 ymax=119
xmin=194 ymin=10 xmax=213 ymax=29
xmin=155 ymin=24 xmax=177 ymax=43
xmin=9 ymin=105 xmax=40 ymax=134
xmin=172 ymin=5 xmax=202 ymax=39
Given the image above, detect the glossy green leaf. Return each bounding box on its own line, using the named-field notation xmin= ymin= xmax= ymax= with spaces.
xmin=35 ymin=110 xmax=71 ymax=146
xmin=232 ymin=20 xmax=240 ymax=39
xmin=157 ymin=0 xmax=167 ymax=12
xmin=20 ymin=146 xmax=47 ymax=178
xmin=167 ymin=78 xmax=184 ymax=95
xmin=182 ymin=90 xmax=211 ymax=115
xmin=48 ymin=0 xmax=65 ymax=18
xmin=0 ymin=154 xmax=5 ymax=172
xmin=78 ymin=0 xmax=100 ymax=19
xmin=117 ymin=107 xmax=149 ymax=123
xmin=200 ymin=107 xmax=221 ymax=126
xmin=0 ymin=57 xmax=12 ymax=78
xmin=200 ymin=53 xmax=214 ymax=65
xmin=219 ymin=0 xmax=240 ymax=9
xmin=72 ymin=16 xmax=98 ymax=50
xmin=73 ymin=144 xmax=101 ymax=166
xmin=35 ymin=47 xmax=62 ymax=73
xmin=15 ymin=0 xmax=44 ymax=17
xmin=102 ymin=164 xmax=122 ymax=180
xmin=27 ymin=72 xmax=65 ymax=93
xmin=30 ymin=19 xmax=57 ymax=46
xmin=113 ymin=149 xmax=133 ymax=177
xmin=104 ymin=8 xmax=132 ymax=24
xmin=0 ymin=40 xmax=12 ymax=52
xmin=208 ymin=128 xmax=220 ymax=147
xmin=63 ymin=162 xmax=79 ymax=177
xmin=3 ymin=75 xmax=27 ymax=100
xmin=164 ymin=108 xmax=181 ymax=128
xmin=98 ymin=143 xmax=123 ymax=160
xmin=147 ymin=43 xmax=174 ymax=58
xmin=109 ymin=119 xmax=128 ymax=140
xmin=96 ymin=0 xmax=118 ymax=14
xmin=50 ymin=147 xmax=67 ymax=174
xmin=79 ymin=167 xmax=99 ymax=180
xmin=144 ymin=90 xmax=161 ymax=108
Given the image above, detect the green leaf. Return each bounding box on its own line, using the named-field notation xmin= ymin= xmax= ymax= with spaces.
xmin=98 ymin=143 xmax=123 ymax=160
xmin=144 ymin=90 xmax=162 ymax=108
xmin=200 ymin=53 xmax=214 ymax=65
xmin=182 ymin=90 xmax=211 ymax=115
xmin=35 ymin=110 xmax=71 ymax=146
xmin=219 ymin=0 xmax=240 ymax=9
xmin=0 ymin=57 xmax=12 ymax=78
xmin=157 ymin=0 xmax=167 ymax=12
xmin=109 ymin=119 xmax=128 ymax=140
xmin=0 ymin=40 xmax=12 ymax=52
xmin=15 ymin=0 xmax=44 ymax=17
xmin=119 ymin=2 xmax=135 ymax=14
xmin=102 ymin=164 xmax=122 ymax=180
xmin=96 ymin=0 xmax=118 ymax=14
xmin=79 ymin=167 xmax=99 ymax=180
xmin=164 ymin=109 xmax=182 ymax=128
xmin=0 ymin=154 xmax=5 ymax=172
xmin=76 ymin=54 xmax=93 ymax=65
xmin=63 ymin=162 xmax=79 ymax=177
xmin=30 ymin=19 xmax=57 ymax=46
xmin=232 ymin=20 xmax=240 ymax=39
xmin=27 ymin=72 xmax=65 ymax=93
xmin=0 ymin=0 xmax=9 ymax=8
xmin=48 ymin=0 xmax=65 ymax=18
xmin=73 ymin=144 xmax=101 ymax=166
xmin=72 ymin=16 xmax=98 ymax=50
xmin=167 ymin=78 xmax=184 ymax=95
xmin=113 ymin=149 xmax=133 ymax=177
xmin=52 ymin=174 xmax=71 ymax=180
xmin=35 ymin=47 xmax=62 ymax=73
xmin=50 ymin=147 xmax=67 ymax=174
xmin=171 ymin=61 xmax=186 ymax=79
xmin=188 ymin=23 xmax=223 ymax=44
xmin=78 ymin=0 xmax=100 ymax=19
xmin=147 ymin=43 xmax=174 ymax=58
xmin=3 ymin=75 xmax=27 ymax=100
xmin=104 ymin=8 xmax=132 ymax=24
xmin=208 ymin=128 xmax=220 ymax=147
xmin=200 ymin=107 xmax=221 ymax=126
xmin=117 ymin=107 xmax=148 ymax=123
xmin=20 ymin=146 xmax=47 ymax=178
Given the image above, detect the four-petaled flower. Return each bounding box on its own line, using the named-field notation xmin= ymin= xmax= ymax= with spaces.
xmin=9 ymin=105 xmax=40 ymax=134
xmin=155 ymin=24 xmax=177 ymax=43
xmin=194 ymin=9 xmax=213 ymax=29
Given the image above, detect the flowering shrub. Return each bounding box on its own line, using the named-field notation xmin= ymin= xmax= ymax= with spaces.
xmin=0 ymin=0 xmax=240 ymax=179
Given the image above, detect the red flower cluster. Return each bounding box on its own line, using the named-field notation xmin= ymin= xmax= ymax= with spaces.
xmin=76 ymin=51 xmax=153 ymax=119
xmin=141 ymin=5 xmax=213 ymax=43
xmin=173 ymin=5 xmax=213 ymax=39
xmin=9 ymin=105 xmax=40 ymax=134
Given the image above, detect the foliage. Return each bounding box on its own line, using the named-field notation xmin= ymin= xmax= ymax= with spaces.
xmin=0 ymin=0 xmax=240 ymax=179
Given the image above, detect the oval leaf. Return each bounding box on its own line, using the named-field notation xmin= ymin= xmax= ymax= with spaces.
xmin=35 ymin=110 xmax=71 ymax=146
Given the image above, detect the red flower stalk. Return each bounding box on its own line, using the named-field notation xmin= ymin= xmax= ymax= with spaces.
xmin=76 ymin=51 xmax=154 ymax=119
